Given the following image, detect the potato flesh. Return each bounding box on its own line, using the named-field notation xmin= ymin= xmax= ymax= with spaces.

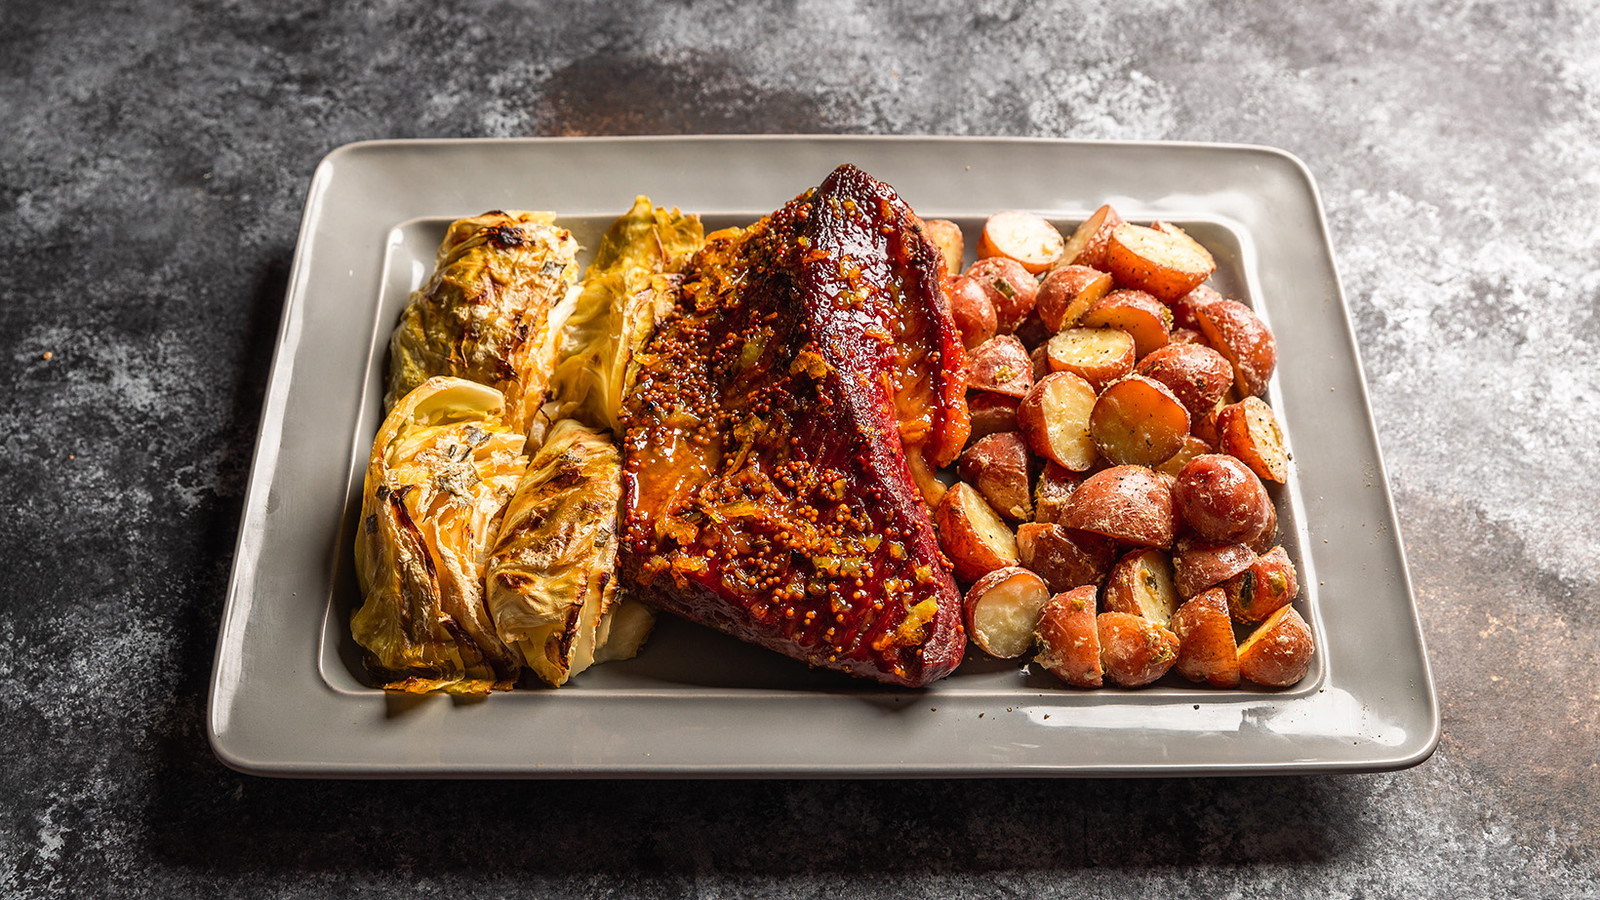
xmin=1019 ymin=373 xmax=1097 ymax=470
xmin=968 ymin=570 xmax=1051 ymax=658
xmin=1046 ymin=327 xmax=1135 ymax=392
xmin=979 ymin=210 xmax=1065 ymax=274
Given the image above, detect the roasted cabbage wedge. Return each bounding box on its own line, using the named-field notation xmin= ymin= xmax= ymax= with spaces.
xmin=539 ymin=196 xmax=704 ymax=434
xmin=353 ymin=377 xmax=528 ymax=693
xmin=485 ymin=419 xmax=651 ymax=686
xmin=386 ymin=211 xmax=580 ymax=434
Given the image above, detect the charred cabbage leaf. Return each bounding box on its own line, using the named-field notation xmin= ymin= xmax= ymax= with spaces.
xmin=540 ymin=197 xmax=703 ymax=434
xmin=387 ymin=211 xmax=580 ymax=434
xmin=485 ymin=418 xmax=652 ymax=686
xmin=353 ymin=377 xmax=527 ymax=693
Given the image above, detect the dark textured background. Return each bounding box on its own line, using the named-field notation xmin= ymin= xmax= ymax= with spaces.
xmin=3 ymin=1 xmax=1598 ymax=897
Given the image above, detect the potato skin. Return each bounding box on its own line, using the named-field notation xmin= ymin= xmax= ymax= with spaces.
xmin=1225 ymin=545 xmax=1299 ymax=623
xmin=1097 ymin=611 xmax=1179 ymax=687
xmin=1036 ymin=265 xmax=1113 ymax=331
xmin=967 ymin=335 xmax=1034 ymax=398
xmin=947 ymin=275 xmax=998 ymax=350
xmin=1104 ymin=222 xmax=1216 ymax=302
xmin=1196 ymin=299 xmax=1277 ymax=398
xmin=1174 ymin=454 xmax=1272 ymax=544
xmin=934 ymin=482 xmax=1020 ymax=583
xmin=1135 ymin=343 xmax=1234 ymax=418
xmin=967 ymin=391 xmax=1021 ymax=441
xmin=1170 ymin=588 xmax=1241 ymax=687
xmin=1057 ymin=205 xmax=1125 ymax=271
xmin=1088 ymin=374 xmax=1191 ymax=468
xmin=1172 ymin=537 xmax=1256 ymax=598
xmin=1032 ymin=462 xmax=1081 ymax=525
xmin=958 ymin=431 xmax=1035 ymax=522
xmin=964 ymin=257 xmax=1038 ymax=334
xmin=1034 ymin=586 xmax=1102 ymax=687
xmin=1061 ymin=465 xmax=1176 ymax=548
xmin=1080 ymin=289 xmax=1173 ymax=360
xmin=1016 ymin=522 xmax=1114 ymax=594
xmin=1237 ymin=605 xmax=1314 ymax=687
xmin=1171 ymin=285 xmax=1223 ymax=331
xmin=1216 ymin=396 xmax=1288 ymax=483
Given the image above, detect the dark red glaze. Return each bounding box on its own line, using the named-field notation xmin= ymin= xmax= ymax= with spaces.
xmin=619 ymin=164 xmax=970 ymax=686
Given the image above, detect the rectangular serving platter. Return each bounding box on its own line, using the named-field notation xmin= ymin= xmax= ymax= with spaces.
xmin=208 ymin=136 xmax=1438 ymax=777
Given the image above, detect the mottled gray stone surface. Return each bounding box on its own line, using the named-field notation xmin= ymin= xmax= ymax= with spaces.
xmin=2 ymin=1 xmax=1597 ymax=897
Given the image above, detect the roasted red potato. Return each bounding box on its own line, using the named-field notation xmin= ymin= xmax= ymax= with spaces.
xmin=967 ymin=391 xmax=1021 ymax=441
xmin=964 ymin=257 xmax=1038 ymax=334
xmin=1237 ymin=604 xmax=1314 ymax=687
xmin=1034 ymin=586 xmax=1102 ymax=687
xmin=1173 ymin=454 xmax=1272 ymax=544
xmin=1097 ymin=611 xmax=1179 ymax=687
xmin=964 ymin=567 xmax=1051 ymax=658
xmin=1248 ymin=499 xmax=1278 ymax=555
xmin=978 ymin=210 xmax=1065 ymax=274
xmin=1171 ymin=285 xmax=1223 ymax=332
xmin=1170 ymin=588 xmax=1241 ymax=687
xmin=1168 ymin=327 xmax=1206 ymax=346
xmin=1089 ymin=375 xmax=1191 ymax=468
xmin=1079 ymin=290 xmax=1172 ymax=359
xmin=1032 ymin=462 xmax=1081 ymax=525
xmin=1225 ymin=545 xmax=1299 ymax=623
xmin=947 ymin=275 xmax=998 ymax=350
xmin=1154 ymin=434 xmax=1212 ymax=478
xmin=1036 ymin=265 xmax=1113 ymax=331
xmin=958 ymin=431 xmax=1035 ymax=522
xmin=1057 ymin=204 xmax=1125 ymax=271
xmin=1195 ymin=299 xmax=1277 ymax=398
xmin=934 ymin=481 xmax=1020 ymax=582
xmin=1030 ymin=344 xmax=1050 ymax=381
xmin=1104 ymin=222 xmax=1216 ymax=302
xmin=1171 ymin=537 xmax=1257 ymax=599
xmin=922 ymin=218 xmax=965 ymax=277
xmin=1102 ymin=548 xmax=1179 ymax=626
xmin=1016 ymin=522 xmax=1114 ymax=594
xmin=1134 ymin=342 xmax=1234 ymax=418
xmin=1060 ymin=465 xmax=1175 ymax=548
xmin=1216 ymin=396 xmax=1288 ymax=482
xmin=967 ymin=335 xmax=1033 ymax=398
xmin=1017 ymin=372 xmax=1099 ymax=471
xmin=1044 ymin=327 xmax=1136 ymax=393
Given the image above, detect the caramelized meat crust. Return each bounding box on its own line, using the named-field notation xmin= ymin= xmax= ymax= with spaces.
xmin=620 ymin=164 xmax=969 ymax=686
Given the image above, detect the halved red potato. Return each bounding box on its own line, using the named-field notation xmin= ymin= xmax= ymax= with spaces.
xmin=978 ymin=210 xmax=1065 ymax=274
xmin=934 ymin=482 xmax=1020 ymax=582
xmin=964 ymin=257 xmax=1038 ymax=334
xmin=1237 ymin=604 xmax=1314 ymax=687
xmin=1225 ymin=545 xmax=1299 ymax=623
xmin=1102 ymin=548 xmax=1179 ymax=626
xmin=1169 ymin=327 xmax=1206 ymax=346
xmin=1154 ymin=434 xmax=1212 ymax=478
xmin=1097 ymin=611 xmax=1179 ymax=687
xmin=1060 ymin=465 xmax=1175 ymax=548
xmin=964 ymin=567 xmax=1051 ymax=658
xmin=922 ymin=218 xmax=965 ymax=277
xmin=947 ymin=275 xmax=998 ymax=350
xmin=1034 ymin=586 xmax=1102 ymax=687
xmin=1195 ymin=299 xmax=1277 ymax=398
xmin=1171 ymin=285 xmax=1223 ymax=331
xmin=958 ymin=431 xmax=1034 ymax=522
xmin=1016 ymin=522 xmax=1115 ymax=594
xmin=967 ymin=391 xmax=1020 ymax=441
xmin=1104 ymin=222 xmax=1216 ymax=302
xmin=967 ymin=335 xmax=1033 ymax=398
xmin=1089 ymin=375 xmax=1191 ymax=467
xmin=1045 ymin=327 xmax=1136 ymax=393
xmin=1174 ymin=454 xmax=1272 ymax=544
xmin=1017 ymin=372 xmax=1098 ymax=471
xmin=1079 ymin=290 xmax=1173 ymax=359
xmin=1032 ymin=462 xmax=1081 ymax=525
xmin=1134 ymin=342 xmax=1234 ymax=418
xmin=1171 ymin=537 xmax=1257 ymax=599
xmin=1216 ymin=396 xmax=1288 ymax=483
xmin=1170 ymin=588 xmax=1241 ymax=687
xmin=1030 ymin=344 xmax=1050 ymax=381
xmin=1190 ymin=404 xmax=1223 ymax=446
xmin=1036 ymin=265 xmax=1113 ymax=331
xmin=1057 ymin=204 xmax=1125 ymax=271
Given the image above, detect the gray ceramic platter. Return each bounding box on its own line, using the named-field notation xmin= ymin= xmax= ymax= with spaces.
xmin=208 ymin=136 xmax=1438 ymax=777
